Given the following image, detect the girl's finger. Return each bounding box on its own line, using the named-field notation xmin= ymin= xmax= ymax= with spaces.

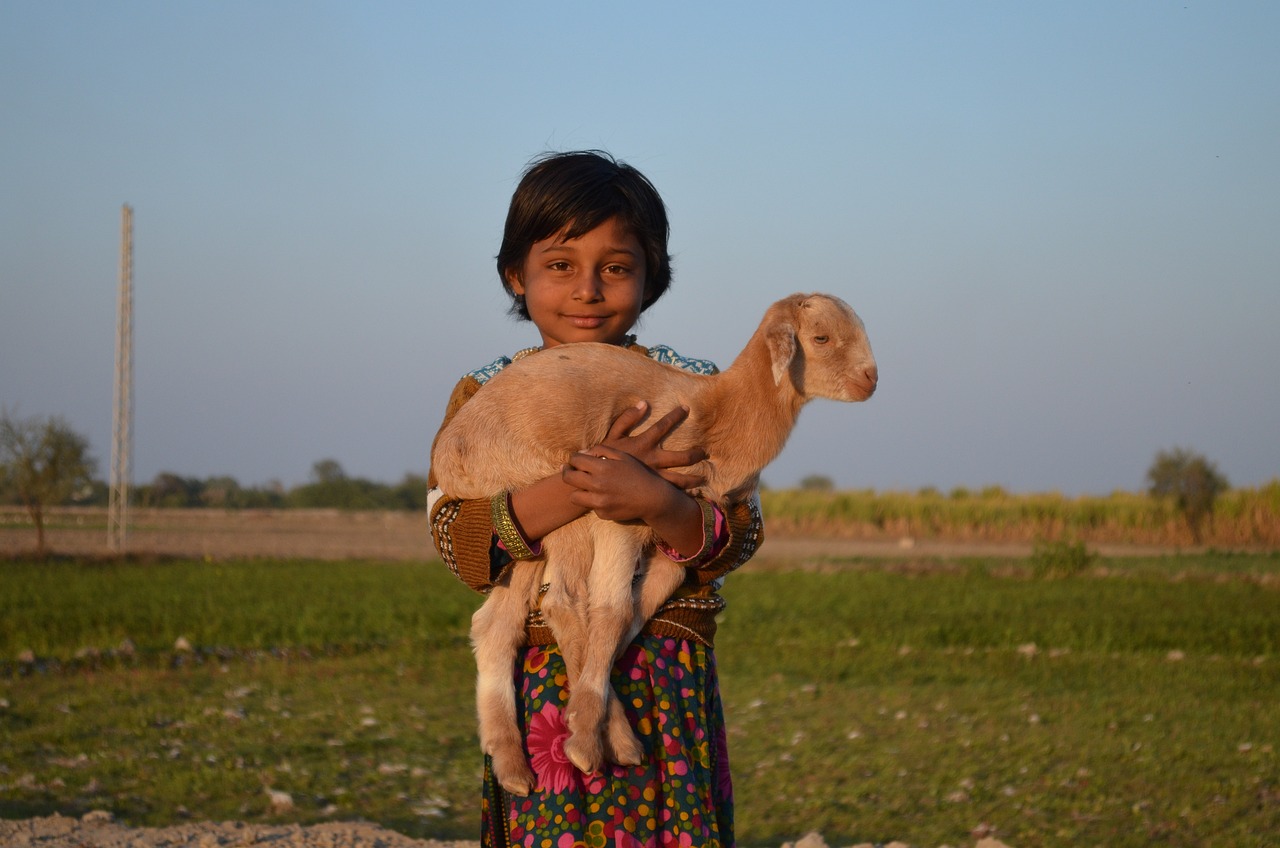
xmin=632 ymin=405 xmax=689 ymax=447
xmin=605 ymin=402 xmax=649 ymax=441
xmin=652 ymin=447 xmax=707 ymax=469
xmin=658 ymin=470 xmax=706 ymax=490
xmin=574 ymin=446 xmax=626 ymax=464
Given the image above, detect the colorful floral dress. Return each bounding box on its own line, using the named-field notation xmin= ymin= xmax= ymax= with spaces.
xmin=482 ymin=638 xmax=733 ymax=848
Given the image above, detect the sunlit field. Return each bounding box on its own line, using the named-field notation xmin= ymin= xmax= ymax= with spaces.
xmin=757 ymin=483 xmax=1280 ymax=547
xmin=3 ymin=552 xmax=1277 ymax=847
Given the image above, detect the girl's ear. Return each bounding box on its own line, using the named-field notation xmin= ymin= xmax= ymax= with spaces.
xmin=506 ymin=269 xmax=526 ymax=296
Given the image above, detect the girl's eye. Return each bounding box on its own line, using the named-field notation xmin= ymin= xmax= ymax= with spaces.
xmin=548 ymin=261 xmax=571 ymax=272
xmin=603 ymin=264 xmax=631 ymax=276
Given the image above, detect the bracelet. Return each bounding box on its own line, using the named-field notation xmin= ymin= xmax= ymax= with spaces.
xmin=658 ymin=498 xmax=721 ymax=564
xmin=697 ymin=498 xmax=719 ymax=555
xmin=491 ymin=492 xmax=539 ymax=560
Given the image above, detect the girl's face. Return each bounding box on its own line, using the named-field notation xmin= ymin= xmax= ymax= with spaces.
xmin=509 ymin=216 xmax=647 ymax=349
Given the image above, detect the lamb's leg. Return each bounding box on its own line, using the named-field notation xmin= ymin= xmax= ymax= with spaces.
xmin=471 ymin=567 xmax=540 ymax=796
xmin=588 ymin=554 xmax=687 ymax=765
xmin=562 ymin=522 xmax=648 ymax=774
xmin=541 ymin=525 xmax=645 ymax=771
xmin=626 ymin=555 xmax=688 ymax=649
xmin=538 ymin=523 xmax=593 ymax=688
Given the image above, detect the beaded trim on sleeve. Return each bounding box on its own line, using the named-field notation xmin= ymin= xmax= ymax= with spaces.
xmin=430 ymin=498 xmax=463 ymax=580
xmin=708 ymin=494 xmax=764 ymax=591
xmin=656 ymin=594 xmax=726 ymax=612
xmin=737 ymin=495 xmax=764 ymax=566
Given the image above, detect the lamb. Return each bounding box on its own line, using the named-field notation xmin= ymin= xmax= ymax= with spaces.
xmin=430 ymin=292 xmax=877 ymax=795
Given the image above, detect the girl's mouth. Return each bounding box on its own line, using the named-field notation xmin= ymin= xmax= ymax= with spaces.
xmin=565 ymin=314 xmax=608 ymax=328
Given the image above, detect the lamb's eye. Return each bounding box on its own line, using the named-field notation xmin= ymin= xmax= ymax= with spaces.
xmin=813 ymin=335 xmax=829 ymax=344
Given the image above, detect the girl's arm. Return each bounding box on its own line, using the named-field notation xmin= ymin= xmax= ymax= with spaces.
xmin=428 ymin=376 xmax=513 ymax=592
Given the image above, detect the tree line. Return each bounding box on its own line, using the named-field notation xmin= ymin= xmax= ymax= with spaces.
xmin=128 ymin=462 xmax=428 ymax=511
xmin=1 ymin=411 xmax=429 ymax=556
xmin=0 ymin=451 xmax=428 ymax=512
xmin=2 ymin=410 xmax=1235 ymax=552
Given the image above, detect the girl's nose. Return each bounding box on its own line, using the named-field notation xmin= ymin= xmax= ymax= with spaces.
xmin=573 ymin=272 xmax=604 ymax=301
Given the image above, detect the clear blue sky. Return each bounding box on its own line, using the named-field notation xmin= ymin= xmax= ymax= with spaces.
xmin=3 ymin=1 xmax=1277 ymax=495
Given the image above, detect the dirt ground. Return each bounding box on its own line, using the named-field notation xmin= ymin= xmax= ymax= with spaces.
xmin=0 ymin=505 xmax=1181 ymax=563
xmin=0 ymin=812 xmax=477 ymax=848
xmin=0 ymin=813 xmax=1013 ymax=848
xmin=0 ymin=508 xmax=439 ymax=562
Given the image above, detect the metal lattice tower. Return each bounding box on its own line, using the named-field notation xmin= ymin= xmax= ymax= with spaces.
xmin=108 ymin=204 xmax=134 ymax=553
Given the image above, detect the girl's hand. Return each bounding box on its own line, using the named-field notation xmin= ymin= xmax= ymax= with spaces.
xmin=600 ymin=402 xmax=707 ymax=491
xmin=562 ymin=446 xmax=690 ymax=525
xmin=504 ymin=403 xmax=704 ymax=546
xmin=563 ymin=446 xmax=706 ymax=556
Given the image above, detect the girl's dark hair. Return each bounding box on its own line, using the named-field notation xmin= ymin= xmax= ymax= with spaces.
xmin=497 ymin=150 xmax=672 ymax=320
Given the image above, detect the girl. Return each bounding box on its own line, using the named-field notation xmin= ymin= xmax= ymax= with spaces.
xmin=427 ymin=150 xmax=762 ymax=848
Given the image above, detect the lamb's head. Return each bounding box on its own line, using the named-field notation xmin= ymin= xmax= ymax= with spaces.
xmin=765 ymin=293 xmax=878 ymax=402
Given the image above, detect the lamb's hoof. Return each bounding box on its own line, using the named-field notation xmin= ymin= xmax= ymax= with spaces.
xmin=605 ymin=712 xmax=644 ymax=766
xmin=499 ymin=773 xmax=536 ymax=797
xmin=492 ymin=753 xmax=536 ymax=796
xmin=563 ymin=731 xmax=604 ymax=776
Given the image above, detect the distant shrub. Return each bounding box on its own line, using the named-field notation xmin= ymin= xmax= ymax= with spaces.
xmin=1146 ymin=447 xmax=1229 ymax=543
xmin=799 ymin=474 xmax=835 ymax=492
xmin=1029 ymin=538 xmax=1096 ymax=579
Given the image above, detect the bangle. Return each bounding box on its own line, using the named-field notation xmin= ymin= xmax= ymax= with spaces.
xmin=658 ymin=498 xmax=721 ymax=564
xmin=491 ymin=492 xmax=539 ymax=560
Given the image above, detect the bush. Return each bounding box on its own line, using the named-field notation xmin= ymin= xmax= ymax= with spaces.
xmin=799 ymin=474 xmax=834 ymax=492
xmin=1146 ymin=447 xmax=1229 ymax=543
xmin=1029 ymin=538 xmax=1096 ymax=579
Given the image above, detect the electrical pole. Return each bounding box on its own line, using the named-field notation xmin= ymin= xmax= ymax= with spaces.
xmin=108 ymin=204 xmax=134 ymax=553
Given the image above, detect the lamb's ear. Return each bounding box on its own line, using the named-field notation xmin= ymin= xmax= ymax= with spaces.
xmin=767 ymin=323 xmax=798 ymax=385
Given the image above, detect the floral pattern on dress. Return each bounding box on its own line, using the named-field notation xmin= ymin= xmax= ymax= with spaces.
xmin=482 ymin=635 xmax=733 ymax=848
xmin=527 ymin=704 xmax=576 ymax=794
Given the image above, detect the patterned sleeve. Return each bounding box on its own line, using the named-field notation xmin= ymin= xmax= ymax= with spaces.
xmin=684 ymin=495 xmax=764 ymax=586
xmin=427 ymin=375 xmax=517 ymax=594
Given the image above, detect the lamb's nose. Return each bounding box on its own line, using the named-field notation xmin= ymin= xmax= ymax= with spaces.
xmin=864 ymin=363 xmax=879 ymax=386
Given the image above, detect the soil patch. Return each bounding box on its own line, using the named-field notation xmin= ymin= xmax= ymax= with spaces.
xmin=0 ymin=812 xmax=476 ymax=847
xmin=0 ymin=507 xmax=1183 ymax=563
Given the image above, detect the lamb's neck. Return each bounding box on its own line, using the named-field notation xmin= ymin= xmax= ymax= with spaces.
xmin=703 ymin=342 xmax=805 ymax=493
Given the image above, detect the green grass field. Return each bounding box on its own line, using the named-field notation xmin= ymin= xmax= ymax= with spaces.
xmin=2 ymin=553 xmax=1277 ymax=846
